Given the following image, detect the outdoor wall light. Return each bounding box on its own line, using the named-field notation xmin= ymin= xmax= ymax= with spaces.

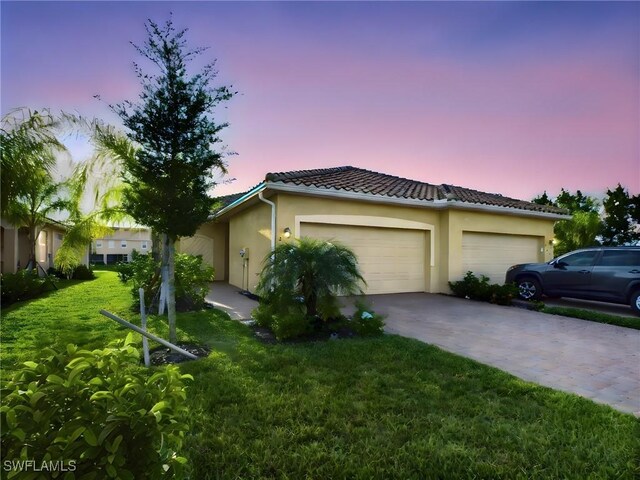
xmin=283 ymin=227 xmax=292 ymax=238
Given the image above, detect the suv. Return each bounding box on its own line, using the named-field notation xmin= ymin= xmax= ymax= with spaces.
xmin=505 ymin=246 xmax=640 ymax=314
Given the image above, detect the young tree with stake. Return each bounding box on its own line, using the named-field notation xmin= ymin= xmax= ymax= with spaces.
xmin=113 ymin=18 xmax=234 ymax=342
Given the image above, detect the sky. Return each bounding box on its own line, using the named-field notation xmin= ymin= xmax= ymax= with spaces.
xmin=2 ymin=1 xmax=639 ymax=201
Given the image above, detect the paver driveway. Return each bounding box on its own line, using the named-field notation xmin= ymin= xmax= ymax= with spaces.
xmin=352 ymin=293 xmax=640 ymax=416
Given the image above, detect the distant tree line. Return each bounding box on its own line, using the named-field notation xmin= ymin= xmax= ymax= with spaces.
xmin=532 ymin=185 xmax=640 ymax=256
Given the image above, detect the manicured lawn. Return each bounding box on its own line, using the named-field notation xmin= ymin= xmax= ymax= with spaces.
xmin=541 ymin=305 xmax=640 ymax=330
xmin=2 ymin=271 xmax=638 ymax=478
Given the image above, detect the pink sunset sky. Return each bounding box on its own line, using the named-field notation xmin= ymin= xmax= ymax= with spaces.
xmin=2 ymin=1 xmax=639 ymax=201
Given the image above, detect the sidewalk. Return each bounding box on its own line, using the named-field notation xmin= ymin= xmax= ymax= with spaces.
xmin=205 ymin=281 xmax=258 ymax=320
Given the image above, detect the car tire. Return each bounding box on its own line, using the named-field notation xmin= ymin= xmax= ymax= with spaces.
xmin=631 ymin=290 xmax=640 ymax=316
xmin=516 ymin=277 xmax=542 ymax=301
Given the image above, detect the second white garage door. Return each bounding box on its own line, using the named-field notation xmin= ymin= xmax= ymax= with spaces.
xmin=301 ymin=223 xmax=427 ymax=294
xmin=462 ymin=232 xmax=542 ymax=284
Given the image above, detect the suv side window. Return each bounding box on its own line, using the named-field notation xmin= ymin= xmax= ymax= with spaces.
xmin=598 ymin=250 xmax=640 ymax=267
xmin=559 ymin=250 xmax=599 ymax=267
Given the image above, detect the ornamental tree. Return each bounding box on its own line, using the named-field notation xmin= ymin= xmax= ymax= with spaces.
xmin=112 ymin=18 xmax=234 ymax=342
xmin=600 ymin=184 xmax=640 ymax=246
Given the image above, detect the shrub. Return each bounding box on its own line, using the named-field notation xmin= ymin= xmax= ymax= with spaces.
xmin=0 ymin=334 xmax=192 ymax=479
xmin=449 ymin=271 xmax=518 ymax=306
xmin=350 ymin=300 xmax=386 ymax=336
xmin=117 ymin=252 xmax=214 ymax=311
xmin=48 ymin=265 xmax=96 ymax=280
xmin=253 ymin=299 xmax=311 ymax=340
xmin=0 ymin=270 xmax=54 ymax=305
xmin=254 ymin=238 xmax=364 ymax=339
xmin=71 ymin=264 xmax=96 ymax=280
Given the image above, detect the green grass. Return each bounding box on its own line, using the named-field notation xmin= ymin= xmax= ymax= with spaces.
xmin=542 ymin=306 xmax=640 ymax=330
xmin=2 ymin=272 xmax=639 ymax=478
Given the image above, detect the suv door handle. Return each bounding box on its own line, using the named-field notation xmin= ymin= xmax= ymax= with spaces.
xmin=630 ymin=269 xmax=640 ymax=274
xmin=579 ymin=270 xmax=590 ymax=274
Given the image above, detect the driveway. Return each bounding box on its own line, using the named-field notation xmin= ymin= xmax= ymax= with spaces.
xmin=346 ymin=293 xmax=640 ymax=416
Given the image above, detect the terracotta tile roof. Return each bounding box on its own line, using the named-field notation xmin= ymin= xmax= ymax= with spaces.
xmin=265 ymin=166 xmax=567 ymax=215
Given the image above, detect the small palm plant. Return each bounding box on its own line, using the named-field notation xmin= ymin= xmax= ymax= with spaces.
xmin=257 ymin=237 xmax=365 ymax=322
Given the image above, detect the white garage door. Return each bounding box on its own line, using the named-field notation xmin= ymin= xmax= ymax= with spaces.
xmin=462 ymin=232 xmax=542 ymax=284
xmin=301 ymin=223 xmax=427 ymax=294
xmin=179 ymin=234 xmax=214 ymax=268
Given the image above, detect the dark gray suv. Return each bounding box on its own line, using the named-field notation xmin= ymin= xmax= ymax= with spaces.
xmin=505 ymin=247 xmax=640 ymax=315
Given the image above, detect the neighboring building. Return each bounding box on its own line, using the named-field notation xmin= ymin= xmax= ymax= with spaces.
xmin=1 ymin=217 xmax=74 ymax=274
xmin=91 ymin=228 xmax=153 ymax=264
xmin=179 ymin=166 xmax=569 ymax=294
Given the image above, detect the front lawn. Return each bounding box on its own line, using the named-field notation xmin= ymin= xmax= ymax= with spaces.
xmin=2 ymin=271 xmax=638 ymax=478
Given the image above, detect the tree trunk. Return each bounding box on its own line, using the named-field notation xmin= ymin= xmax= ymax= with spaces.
xmin=162 ymin=233 xmax=178 ymax=343
xmin=27 ymin=225 xmax=38 ymax=271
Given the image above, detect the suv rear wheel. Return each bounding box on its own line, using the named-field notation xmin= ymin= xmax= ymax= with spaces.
xmin=516 ymin=277 xmax=542 ymax=301
xmin=631 ymin=290 xmax=640 ymax=315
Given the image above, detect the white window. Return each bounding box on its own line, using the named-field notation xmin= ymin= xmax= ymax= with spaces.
xmin=96 ymin=240 xmax=103 ymax=248
xmin=141 ymin=241 xmax=148 ymax=250
xmin=121 ymin=240 xmax=128 ymax=248
xmin=108 ymin=240 xmax=115 ymax=249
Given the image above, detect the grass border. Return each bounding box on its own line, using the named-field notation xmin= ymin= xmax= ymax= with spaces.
xmin=540 ymin=305 xmax=640 ymax=330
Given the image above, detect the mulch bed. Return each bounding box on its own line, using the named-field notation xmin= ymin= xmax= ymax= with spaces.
xmin=247 ymin=322 xmax=357 ymax=345
xmin=148 ymin=343 xmax=211 ymax=365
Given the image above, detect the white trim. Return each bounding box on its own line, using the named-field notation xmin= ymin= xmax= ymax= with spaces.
xmin=210 ymin=183 xmax=266 ymax=219
xmin=267 ymin=183 xmax=571 ymax=220
xmin=258 ymin=191 xmax=276 ymax=252
xmin=296 ymin=214 xmax=435 ymax=267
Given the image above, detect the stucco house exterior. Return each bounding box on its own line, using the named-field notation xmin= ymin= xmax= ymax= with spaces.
xmin=1 ymin=217 xmax=72 ymax=274
xmin=91 ymin=228 xmax=153 ymax=264
xmin=178 ymin=166 xmax=569 ymax=295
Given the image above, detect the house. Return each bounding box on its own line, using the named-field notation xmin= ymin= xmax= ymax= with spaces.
xmin=91 ymin=228 xmax=152 ymax=264
xmin=1 ymin=217 xmax=72 ymax=274
xmin=178 ymin=166 xmax=569 ymax=294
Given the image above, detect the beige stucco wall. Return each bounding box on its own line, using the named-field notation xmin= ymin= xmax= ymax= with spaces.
xmin=93 ymin=229 xmax=152 ymax=260
xmin=205 ymin=192 xmax=558 ymax=295
xmin=228 ymin=202 xmax=272 ymax=291
xmin=0 ymin=220 xmax=68 ymax=273
xmin=187 ymin=222 xmax=229 ymax=281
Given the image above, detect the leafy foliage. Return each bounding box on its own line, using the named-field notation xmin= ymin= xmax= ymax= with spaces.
xmin=48 ymin=264 xmax=96 ymax=280
xmin=111 ymin=17 xmax=235 ymax=342
xmin=533 ymin=189 xmax=602 ymax=256
xmin=350 ymin=300 xmax=385 ymax=336
xmin=111 ymin=17 xmax=233 ymax=239
xmin=257 ymin=238 xmax=365 ymax=321
xmin=600 ymin=184 xmax=640 ymax=246
xmin=0 ymin=334 xmax=192 ymax=479
xmin=0 ymin=109 xmax=64 ymax=215
xmin=449 ymin=271 xmax=518 ymax=306
xmin=253 ymin=300 xmax=311 ymax=340
xmin=117 ymin=251 xmax=214 ymax=311
xmin=0 ymin=270 xmax=56 ymax=305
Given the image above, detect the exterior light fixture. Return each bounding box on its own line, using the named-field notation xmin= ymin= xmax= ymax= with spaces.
xmin=283 ymin=227 xmax=291 ymax=238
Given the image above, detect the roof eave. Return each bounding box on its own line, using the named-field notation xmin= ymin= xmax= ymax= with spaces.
xmin=209 ymin=182 xmax=267 ymax=220
xmin=266 ymin=183 xmax=571 ymax=220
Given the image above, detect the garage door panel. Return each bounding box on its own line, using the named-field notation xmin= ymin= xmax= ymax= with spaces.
xmin=462 ymin=233 xmax=541 ymax=284
xmin=301 ymin=223 xmax=426 ymax=294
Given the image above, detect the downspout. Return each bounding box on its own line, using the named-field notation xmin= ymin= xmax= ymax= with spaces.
xmin=258 ymin=191 xmax=276 ymax=251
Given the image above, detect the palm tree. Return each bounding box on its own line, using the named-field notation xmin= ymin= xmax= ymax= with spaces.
xmin=257 ymin=237 xmax=366 ymax=320
xmin=5 ymin=167 xmax=68 ymax=270
xmin=53 ymin=119 xmax=134 ymax=274
xmin=1 ymin=109 xmax=64 ymax=216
